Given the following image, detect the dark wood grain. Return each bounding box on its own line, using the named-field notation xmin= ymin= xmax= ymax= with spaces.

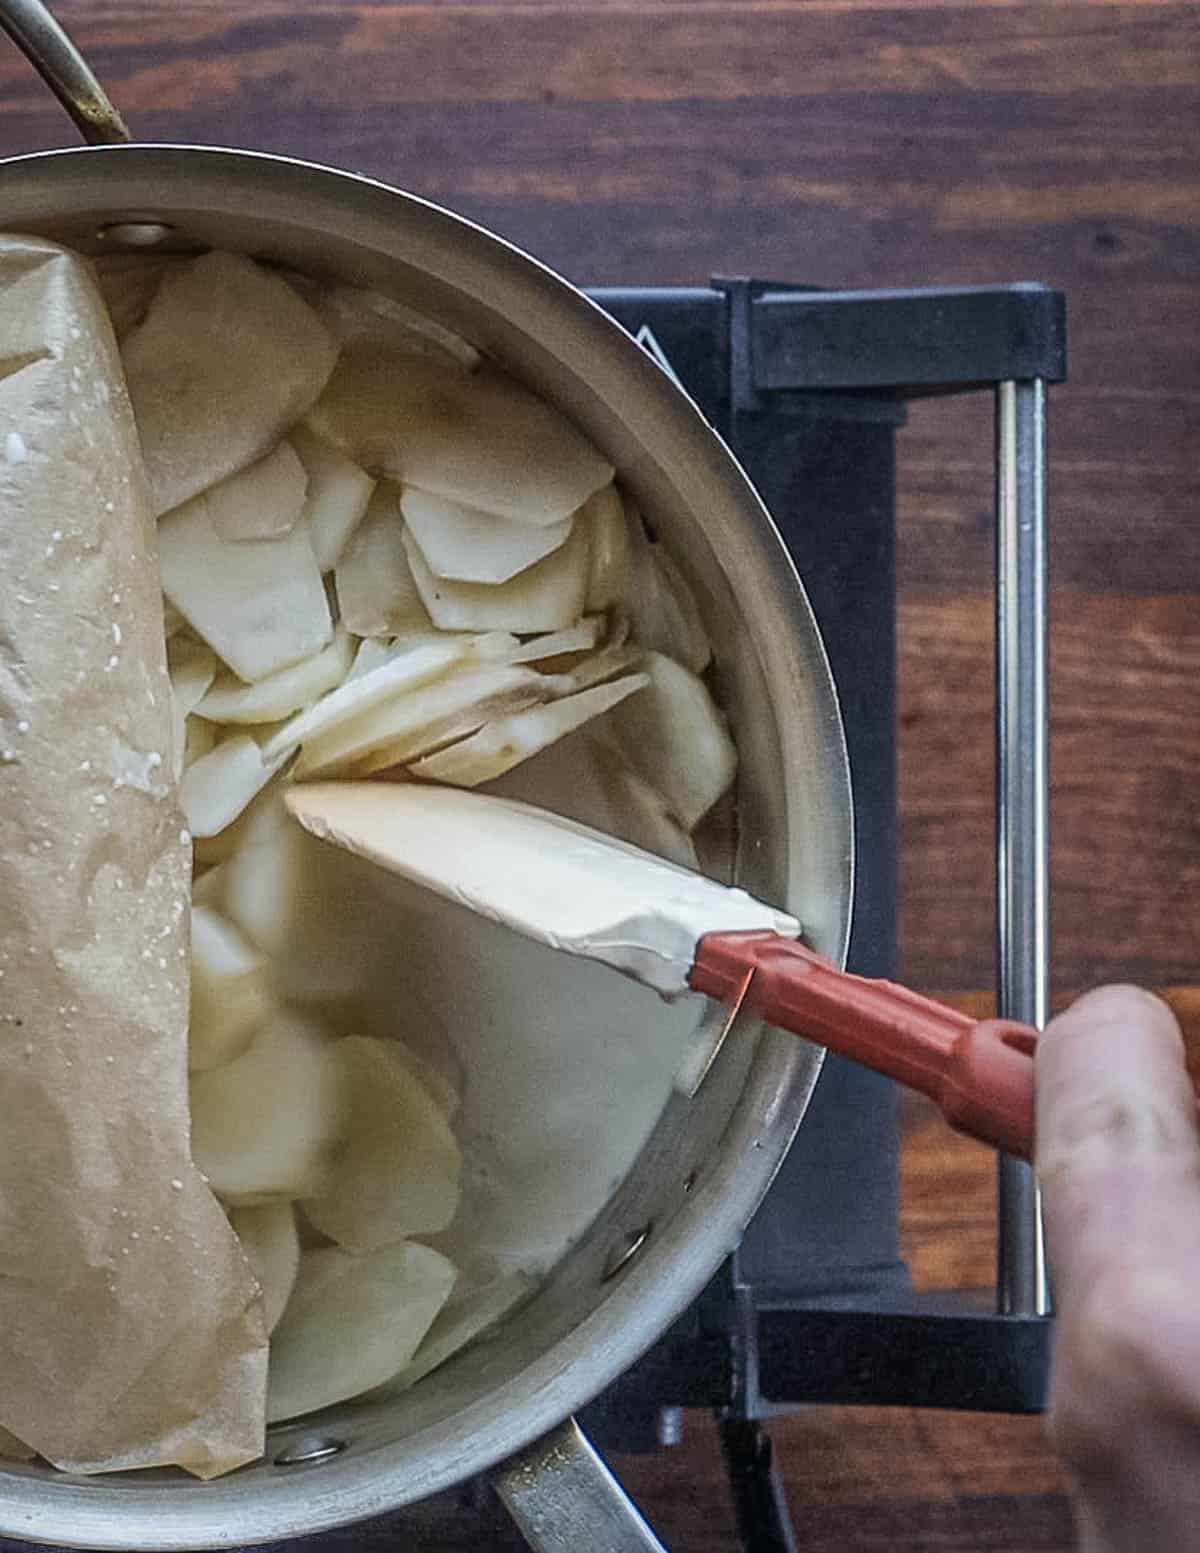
xmin=614 ymin=1410 xmax=1077 ymax=1553
xmin=2 ymin=0 xmax=1194 ymax=999
xmin=0 ymin=2 xmax=1194 ymax=1546
xmin=900 ymin=590 xmax=1200 ymax=989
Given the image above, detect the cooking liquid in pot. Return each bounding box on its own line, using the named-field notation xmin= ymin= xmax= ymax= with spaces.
xmin=83 ymin=248 xmax=734 ymax=1437
xmin=357 ymin=861 xmax=710 ymax=1287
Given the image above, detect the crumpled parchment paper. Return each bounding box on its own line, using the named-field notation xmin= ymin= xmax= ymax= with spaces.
xmin=0 ymin=235 xmax=267 ymax=1477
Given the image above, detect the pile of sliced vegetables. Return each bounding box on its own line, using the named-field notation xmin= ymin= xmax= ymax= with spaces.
xmin=98 ymin=249 xmax=738 ymax=1421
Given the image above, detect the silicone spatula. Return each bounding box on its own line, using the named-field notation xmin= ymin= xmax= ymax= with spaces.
xmin=285 ymin=782 xmax=1039 ymax=1159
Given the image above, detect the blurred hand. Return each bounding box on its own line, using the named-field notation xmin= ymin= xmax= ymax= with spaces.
xmin=1037 ymin=985 xmax=1200 ymax=1551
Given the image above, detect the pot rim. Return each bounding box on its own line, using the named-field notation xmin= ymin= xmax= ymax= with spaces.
xmin=0 ymin=142 xmax=854 ymax=1546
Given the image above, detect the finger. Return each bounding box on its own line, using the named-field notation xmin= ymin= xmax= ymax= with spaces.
xmin=1036 ymin=987 xmax=1200 ymax=1541
xmin=1036 ymin=984 xmax=1200 ymax=1307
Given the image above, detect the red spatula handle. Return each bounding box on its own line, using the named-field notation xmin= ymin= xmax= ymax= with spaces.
xmin=690 ymin=931 xmax=1037 ymax=1159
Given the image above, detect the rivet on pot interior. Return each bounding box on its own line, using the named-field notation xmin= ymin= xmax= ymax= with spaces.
xmin=602 ymin=1224 xmax=652 ymax=1281
xmin=272 ymin=1435 xmax=347 ymax=1468
xmin=97 ymin=220 xmax=174 ymax=247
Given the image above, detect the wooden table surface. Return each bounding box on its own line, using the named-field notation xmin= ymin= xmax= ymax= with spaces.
xmin=1 ymin=2 xmax=1196 ymax=1548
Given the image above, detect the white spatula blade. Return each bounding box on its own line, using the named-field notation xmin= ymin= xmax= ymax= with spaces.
xmin=284 ymin=784 xmax=798 ymax=996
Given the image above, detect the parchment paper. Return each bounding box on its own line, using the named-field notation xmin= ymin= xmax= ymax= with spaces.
xmin=0 ymin=236 xmax=267 ymax=1477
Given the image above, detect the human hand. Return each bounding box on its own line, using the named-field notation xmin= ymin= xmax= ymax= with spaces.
xmin=1037 ymin=985 xmax=1200 ymax=1551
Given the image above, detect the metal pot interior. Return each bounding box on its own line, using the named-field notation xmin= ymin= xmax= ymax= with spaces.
xmin=0 ymin=146 xmax=853 ymax=1548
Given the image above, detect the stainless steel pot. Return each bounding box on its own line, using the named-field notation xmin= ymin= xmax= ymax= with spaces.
xmin=0 ymin=5 xmax=854 ymax=1549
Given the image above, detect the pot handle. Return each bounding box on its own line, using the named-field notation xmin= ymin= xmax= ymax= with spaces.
xmin=493 ymin=1417 xmax=669 ymax=1553
xmin=0 ymin=0 xmax=130 ymax=145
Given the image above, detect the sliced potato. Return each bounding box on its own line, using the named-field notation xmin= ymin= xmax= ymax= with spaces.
xmin=623 ymin=497 xmax=686 ymax=656
xmin=189 ymin=765 xmax=290 ymax=869
xmin=159 ymin=491 xmax=333 ymax=684
xmin=221 ymin=797 xmax=317 ymax=962
xmin=196 ymin=627 xmax=354 ymax=726
xmin=486 ymin=729 xmax=696 ymax=868
xmin=222 ymin=795 xmax=380 ymax=1004
xmin=293 ymin=1204 xmax=336 ymax=1251
xmin=348 ymin=629 xmax=519 ymax=673
xmin=366 ymin=628 xmax=520 ymax=664
xmin=204 ymin=441 xmax=308 ymax=543
xmin=334 ymin=487 xmax=432 ymax=637
xmin=191 ymin=860 xmax=228 ymax=911
xmin=167 ymin=635 xmax=217 ymax=780
xmin=343 ymin=625 xmax=529 ymax=682
xmin=404 ymin=514 xmax=590 ymax=634
xmin=167 ymin=634 xmax=217 ymax=699
xmin=298 ymin=663 xmax=554 ymax=778
xmin=409 ymin=672 xmax=648 ymax=788
xmin=350 ymin=686 xmax=549 ymax=778
xmin=605 ymin=762 xmax=699 ymax=869
xmin=309 ymin=345 xmax=612 ymax=525
xmin=619 ymin=498 xmax=711 ymax=673
xmin=346 ymin=636 xmax=397 ymax=682
xmin=582 ymin=484 xmax=629 ymax=611
xmin=191 ymin=831 xmax=239 ymax=870
xmin=622 ymin=494 xmax=654 ymax=575
xmin=259 ymin=635 xmax=469 ymax=764
xmin=347 ymin=631 xmax=481 ymax=680
xmin=559 ymin=643 xmax=643 ymax=694
xmin=304 ymin=1035 xmax=462 ymax=1251
xmin=93 ymin=254 xmax=187 ymax=341
xmin=607 ymin=650 xmax=736 ymax=828
xmin=266 ymin=1241 xmax=456 ymax=1423
xmin=484 ymin=727 xmax=620 ymax=819
xmin=316 ymin=283 xmax=481 ymax=370
xmin=189 ymin=1012 xmax=347 ymax=1205
xmin=290 ymin=425 xmax=376 ymax=572
xmin=123 ymin=252 xmax=337 ymax=515
xmin=389 ymin=1038 xmax=460 ymax=1123
xmin=400 ymin=487 xmax=573 ymax=584
xmin=505 ymin=615 xmax=604 ymax=664
xmin=163 ymin=598 xmax=187 ymax=639
xmin=653 ymin=547 xmax=712 ymax=674
xmin=188 ymin=904 xmax=274 ymax=1074
xmin=622 ymin=499 xmax=675 ymax=647
xmin=307 ymin=346 xmax=472 ymax=481
xmin=462 ymin=629 xmax=523 ymax=662
xmin=228 ymin=1202 xmax=300 ymax=1334
xmin=0 ymin=1424 xmax=35 ymax=1461
xmin=183 ymin=715 xmax=217 ymax=770
xmin=604 ymin=610 xmax=632 ymax=650
xmin=179 ymin=734 xmax=290 ymax=839
xmin=375 ymin=1271 xmax=533 ymax=1394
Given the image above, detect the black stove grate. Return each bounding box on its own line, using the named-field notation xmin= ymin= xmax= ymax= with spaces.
xmin=0 ymin=282 xmax=1065 ymax=1553
xmin=587 ymin=282 xmax=908 ymax=1317
xmin=571 ymin=282 xmax=1065 ymax=1545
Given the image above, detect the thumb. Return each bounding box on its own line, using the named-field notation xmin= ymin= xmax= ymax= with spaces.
xmin=1036 ymin=986 xmax=1200 ymax=1544
xmin=1036 ymin=981 xmax=1192 ymax=1310
xmin=1036 ymin=984 xmax=1200 ymax=1307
